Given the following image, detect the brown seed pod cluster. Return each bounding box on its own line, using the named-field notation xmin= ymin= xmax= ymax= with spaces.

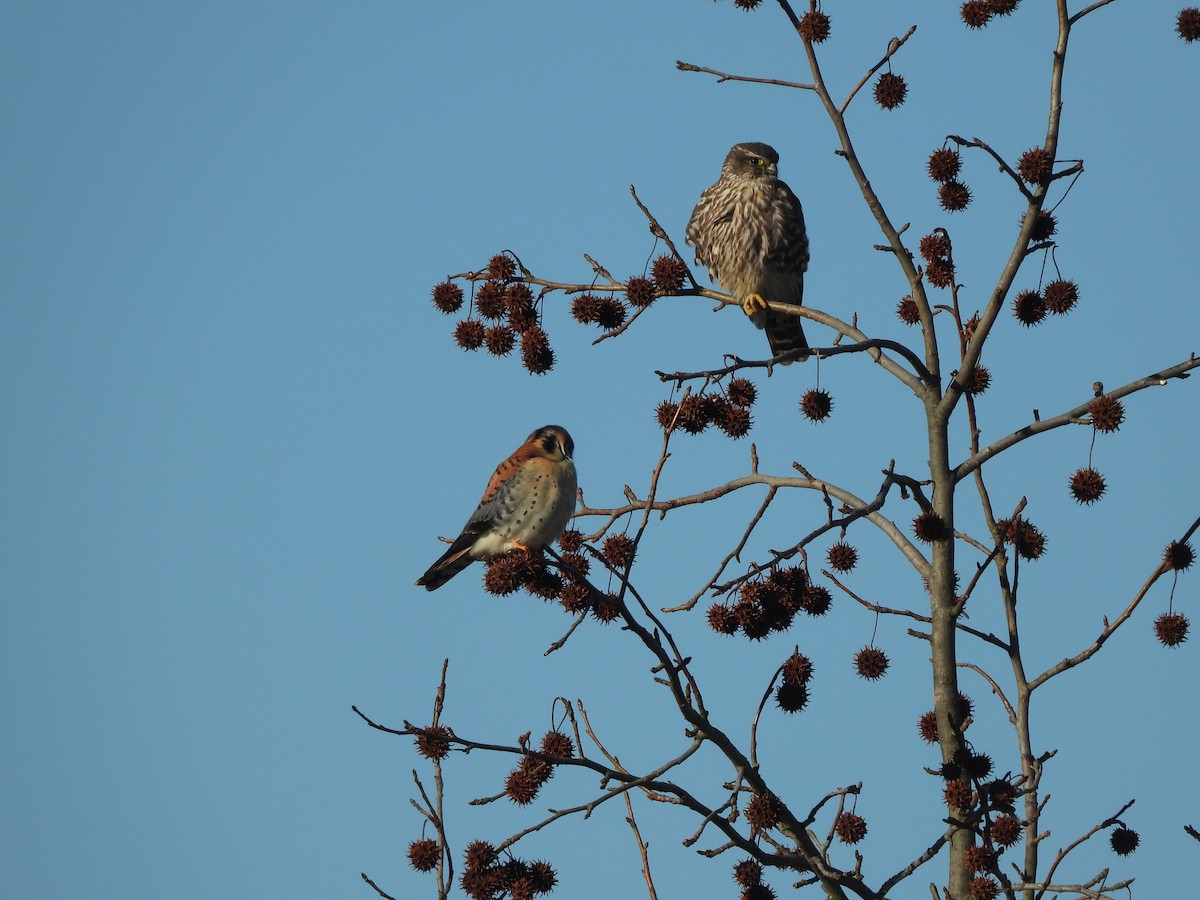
xmin=799 ymin=10 xmax=832 ymax=43
xmin=726 ymin=580 xmax=796 ymax=641
xmin=913 ymin=510 xmax=951 ymax=543
xmin=1043 ymin=278 xmax=1078 ymax=314
xmin=625 ymin=275 xmax=656 ymax=309
xmin=1164 ymin=539 xmax=1195 ymax=571
xmin=1012 ymin=289 xmax=1046 ymax=326
xmin=897 ymin=295 xmax=921 ymax=325
xmin=591 ymin=592 xmax=622 ymax=623
xmin=651 ymin=254 xmax=688 ymax=295
xmin=460 ymin=845 xmax=557 ymax=900
xmin=939 ymin=180 xmax=972 ymax=212
xmin=874 ymin=72 xmax=908 ymax=109
xmin=732 ymin=858 xmax=764 ymax=889
xmin=1029 ymin=211 xmax=1057 ymax=241
xmin=944 ymin=778 xmax=973 ymax=810
xmin=733 ymin=0 xmax=763 ymax=9
xmin=961 ymin=0 xmax=993 ymax=28
xmin=1089 ymin=395 xmax=1124 ymax=432
xmin=854 ymin=646 xmax=890 ymax=680
xmin=928 ymin=147 xmax=962 ymax=182
xmin=571 ymin=293 xmax=625 ymax=330
xmin=925 ymin=257 xmax=956 ymax=289
xmin=998 ymin=516 xmax=1047 ymax=560
xmin=408 ymin=837 xmax=440 ymax=872
xmin=1154 ymin=611 xmax=1189 ymax=647
xmin=1018 ymin=147 xmax=1053 ymax=184
xmin=415 ymin=724 xmax=452 ymax=761
xmin=962 ymin=843 xmax=997 ymax=874
xmin=601 ymin=533 xmax=636 ymax=569
xmin=965 ymin=365 xmax=992 ymax=396
xmin=800 ymin=388 xmax=833 ymax=422
xmin=1178 ymin=7 xmax=1200 ymax=41
xmin=919 ymin=231 xmax=951 ymax=262
xmin=1110 ymin=826 xmax=1140 ymax=856
xmin=504 ymin=752 xmax=555 ymax=806
xmin=991 ymin=0 xmax=1020 ymax=13
xmin=990 ymin=814 xmax=1022 ymax=847
xmin=921 ymin=230 xmax=956 ymax=288
xmin=1069 ymin=467 xmax=1107 ymax=505
xmin=655 ymin=379 xmax=757 ymax=439
xmin=918 ymin=693 xmax=974 ymax=744
xmin=984 ymin=778 xmax=1016 ymax=811
xmin=432 ymin=280 xmax=465 ymax=314
xmin=826 ymin=541 xmax=858 ymax=573
xmin=776 ymin=650 xmax=814 ymax=713
xmin=744 ymin=792 xmax=783 ymax=830
xmin=968 ymin=876 xmax=1000 ymax=900
xmin=834 ymin=811 xmax=868 ymax=844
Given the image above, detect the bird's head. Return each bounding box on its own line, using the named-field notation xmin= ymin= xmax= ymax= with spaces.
xmin=724 ymin=142 xmax=780 ymax=180
xmin=527 ymin=425 xmax=574 ymax=462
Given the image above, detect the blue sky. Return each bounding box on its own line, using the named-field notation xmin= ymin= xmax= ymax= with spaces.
xmin=2 ymin=2 xmax=1197 ymax=898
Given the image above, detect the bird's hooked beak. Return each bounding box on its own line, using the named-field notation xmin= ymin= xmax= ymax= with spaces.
xmin=767 ymin=162 xmax=778 ymax=176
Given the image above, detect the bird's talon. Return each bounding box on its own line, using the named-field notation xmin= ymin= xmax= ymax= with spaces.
xmin=742 ymin=293 xmax=768 ymax=316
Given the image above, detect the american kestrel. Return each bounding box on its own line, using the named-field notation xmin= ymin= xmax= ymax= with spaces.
xmin=686 ymin=141 xmax=811 ymax=361
xmin=416 ymin=425 xmax=577 ymax=591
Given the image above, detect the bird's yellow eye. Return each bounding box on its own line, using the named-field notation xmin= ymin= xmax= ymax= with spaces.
xmin=749 ymin=157 xmax=763 ymax=166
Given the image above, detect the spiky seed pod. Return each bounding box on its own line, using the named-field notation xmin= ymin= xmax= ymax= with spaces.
xmin=990 ymin=0 xmax=1020 ymax=14
xmin=963 ymin=314 xmax=981 ymax=341
xmin=782 ymin=651 xmax=814 ymax=685
xmin=676 ymin=394 xmax=710 ymax=434
xmin=998 ymin=517 xmax=1047 ymax=561
xmin=557 ymin=529 xmax=584 ymax=553
xmin=874 ymin=72 xmax=908 ymax=109
xmin=913 ymin=510 xmax=951 ymax=542
xmin=944 ymin=779 xmax=973 ymax=809
xmin=461 ymin=864 xmax=501 ymax=900
xmin=559 ymin=581 xmax=592 ymax=614
xmin=651 ymin=255 xmax=687 ymax=295
xmin=524 ymin=565 xmax=563 ymax=600
xmin=415 ymin=724 xmax=452 ymax=761
xmin=800 ymin=584 xmax=832 ymax=616
xmin=487 ymin=254 xmax=516 ymax=281
xmin=939 ymin=180 xmax=972 ymax=211
xmin=1178 ymin=7 xmax=1200 ymax=41
xmin=1089 ymin=395 xmax=1125 ymax=432
xmin=966 ymin=753 xmax=994 ymax=780
xmin=939 ymin=760 xmax=963 ymax=781
xmin=454 ymin=318 xmax=486 ymax=351
xmin=733 ymin=0 xmax=763 ymax=9
xmin=464 ymin=840 xmax=498 ymax=872
xmin=985 ymin=779 xmax=1016 ymax=810
xmin=702 ymin=393 xmax=731 ymax=425
xmin=965 ymin=365 xmax=992 ymax=395
xmin=1017 ymin=147 xmax=1053 ymax=184
xmin=928 ymin=147 xmax=962 ymax=182
xmin=1029 ymin=210 xmax=1057 ymax=241
xmin=433 ymin=280 xmax=465 ymax=314
xmin=968 ymin=876 xmax=1000 ymax=900
xmin=594 ymin=297 xmax=627 ymax=331
xmin=726 ymin=377 xmax=757 ymax=408
xmin=827 ymin=542 xmax=859 ymax=572
xmin=484 ymin=325 xmax=516 ymax=356
xmin=1154 ymin=612 xmax=1190 ymax=647
xmin=956 ymin=692 xmax=975 ymax=722
xmin=991 ymin=814 xmax=1022 ymax=847
xmin=743 ymin=884 xmax=778 ymax=900
xmin=716 ymin=402 xmax=753 ymax=438
xmin=1041 ymin=278 xmax=1078 ymax=315
xmin=528 ymin=860 xmax=557 ymax=894
xmin=505 ymin=755 xmax=553 ymax=805
xmin=732 ymin=858 xmax=763 ymax=888
xmin=540 ymin=730 xmax=574 ymax=759
xmin=707 ymin=602 xmax=740 ymax=635
xmin=1012 ymin=289 xmax=1046 ymax=326
xmin=590 ymin=592 xmax=622 ymax=623
xmin=408 ymin=838 xmax=440 ymax=872
xmin=835 ymin=812 xmax=868 ymax=844
xmin=520 ymin=326 xmax=554 ymax=374
xmin=653 ymin=399 xmax=680 ymax=432
xmin=475 ymin=280 xmax=507 ymax=320
xmin=483 ymin=552 xmax=531 ymax=596
xmin=1110 ymin=826 xmax=1140 ymax=856
xmin=854 ymin=646 xmax=890 ymax=680
xmin=919 ymin=232 xmax=950 ymax=262
xmin=897 ymin=295 xmax=921 ymax=325
xmin=570 ymin=293 xmax=601 ymax=324
xmin=925 ymin=257 xmax=956 ymax=288
xmin=1164 ymin=539 xmax=1196 ymax=571
xmin=767 ymin=566 xmax=807 ymax=611
xmin=799 ymin=10 xmax=831 ymax=42
xmin=961 ymin=1 xmax=993 ymax=28
xmin=1069 ymin=467 xmax=1107 ymax=505
xmin=918 ymin=710 xmax=939 ymax=743
xmin=744 ymin=793 xmax=782 ymax=830
xmin=505 ymin=284 xmax=538 ymax=332
xmin=800 ymin=388 xmax=833 ymax=422
xmin=625 ymin=275 xmax=656 ymax=309
xmin=775 ymin=679 xmax=810 ymax=713
xmin=736 ymin=598 xmax=773 ymax=641
xmin=601 ymin=533 xmax=636 ymax=569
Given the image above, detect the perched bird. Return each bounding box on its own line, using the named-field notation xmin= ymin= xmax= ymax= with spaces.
xmin=416 ymin=425 xmax=577 ymax=591
xmin=686 ymin=141 xmax=811 ymax=361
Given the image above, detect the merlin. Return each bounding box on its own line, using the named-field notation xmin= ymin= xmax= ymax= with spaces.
xmin=686 ymin=142 xmax=810 ymax=361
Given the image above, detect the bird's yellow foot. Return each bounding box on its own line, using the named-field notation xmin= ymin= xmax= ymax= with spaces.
xmin=511 ymin=541 xmax=531 ymax=552
xmin=742 ymin=293 xmax=768 ymax=317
